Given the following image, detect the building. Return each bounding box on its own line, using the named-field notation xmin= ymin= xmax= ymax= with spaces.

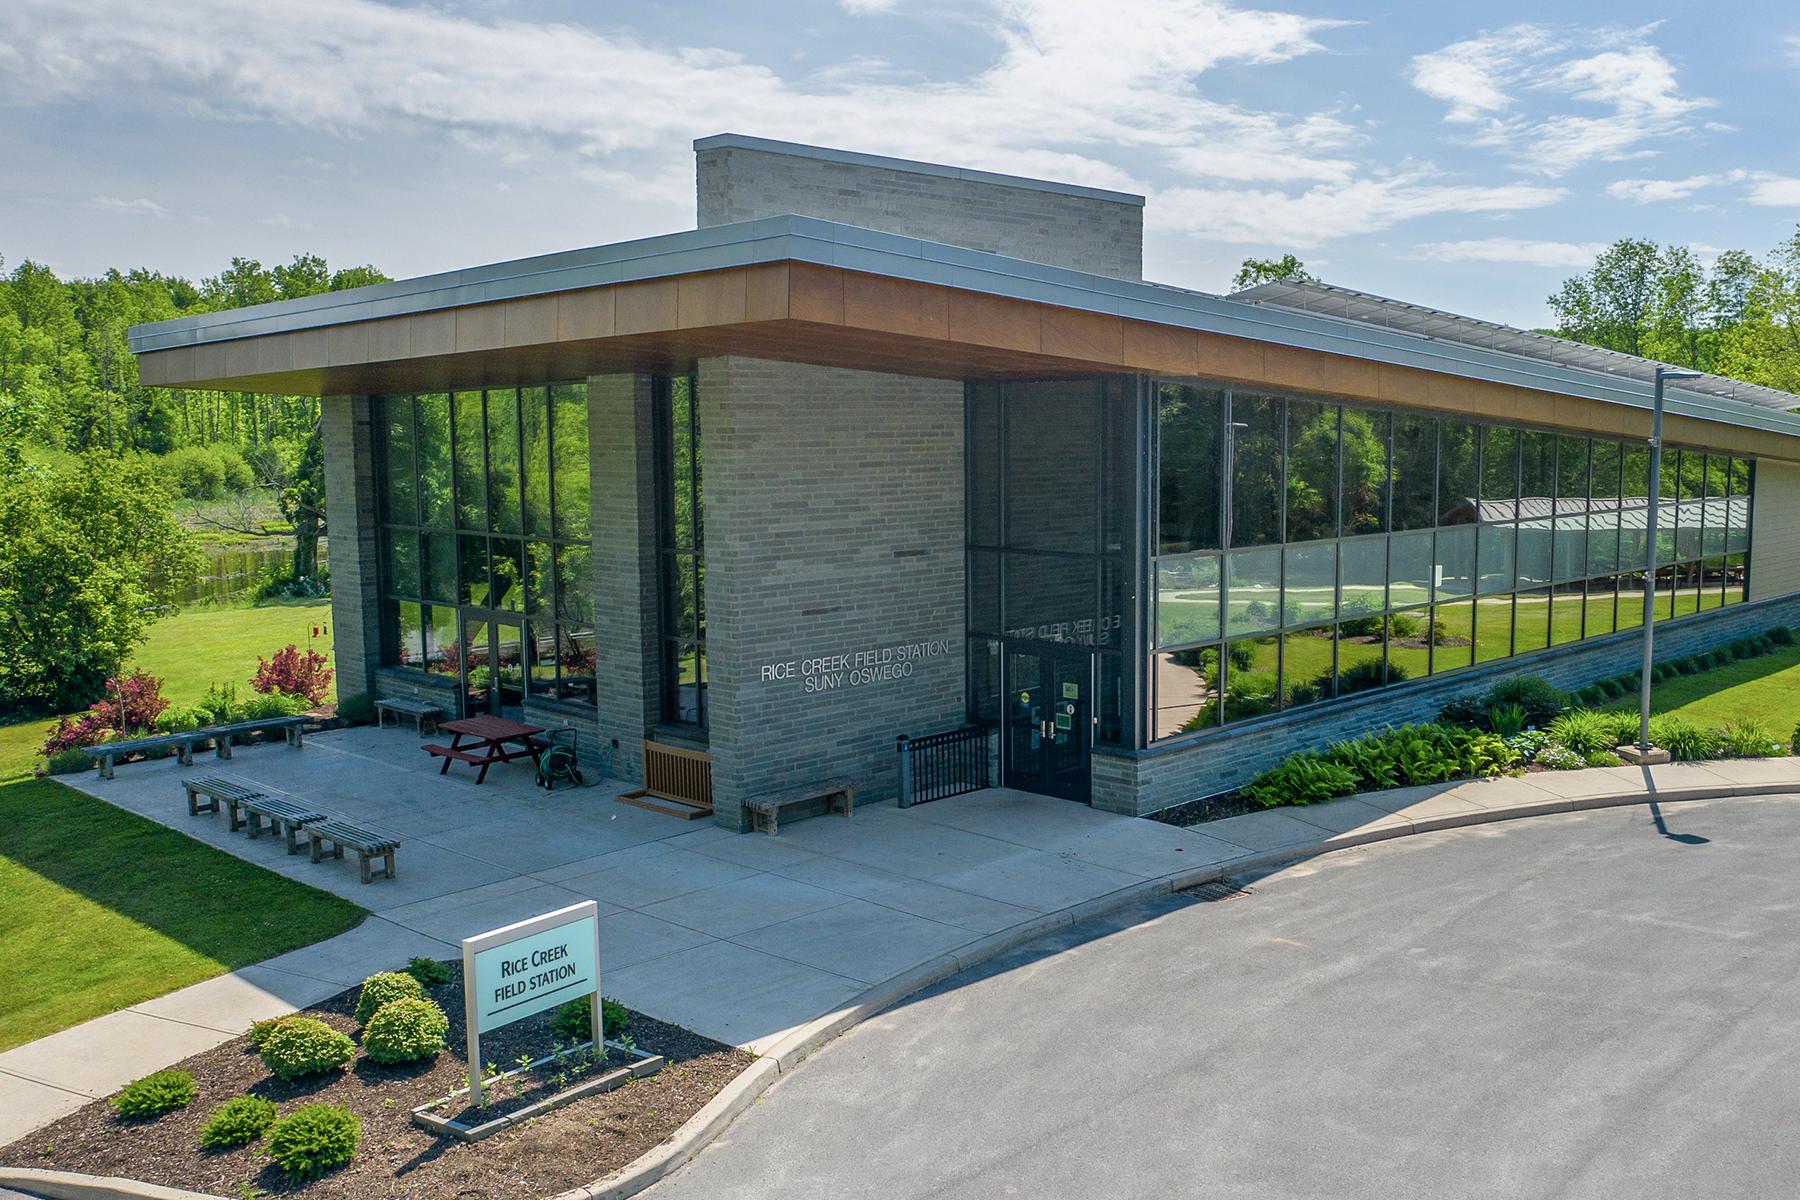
xmin=127 ymin=134 xmax=1800 ymax=825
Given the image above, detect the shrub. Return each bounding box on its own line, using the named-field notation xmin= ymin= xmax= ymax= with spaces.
xmin=1648 ymin=716 xmax=1720 ymax=762
xmin=162 ymin=446 xmax=228 ymax=500
xmin=335 ymin=692 xmax=376 ymax=725
xmin=1324 ymin=736 xmax=1400 ymax=791
xmin=1719 ymin=720 xmax=1783 ymax=758
xmin=550 ymin=995 xmax=631 ymax=1044
xmin=215 ymin=447 xmax=256 ymax=494
xmin=362 ymin=997 xmax=449 ymax=1063
xmin=1675 ymin=657 xmax=1701 ymax=677
xmin=259 ymin=1017 xmax=354 ymax=1079
xmin=1597 ymin=710 xmax=1643 ymax=746
xmin=354 ymin=972 xmax=425 ymax=1026
xmin=1242 ymin=751 xmax=1359 ymax=808
xmin=239 ymin=691 xmax=307 ymax=720
xmin=1770 ymin=625 xmax=1795 ymax=646
xmin=266 ymin=1104 xmax=360 ymax=1180
xmin=1387 ymin=613 xmax=1423 ymax=639
xmin=156 ymin=704 xmax=207 ymax=733
xmin=246 ymin=1016 xmax=292 ymax=1048
xmin=112 ymin=1069 xmax=196 ymax=1119
xmin=1333 ymin=657 xmax=1393 ymax=695
xmin=1441 ymin=676 xmax=1566 ymax=731
xmin=1793 ymin=721 xmax=1800 ymax=755
xmin=1487 ymin=703 xmax=1528 ymax=738
xmin=1546 ymin=710 xmax=1619 ymax=756
xmin=1586 ymin=750 xmax=1623 ymax=768
xmin=404 ymin=956 xmax=450 ymax=988
xmin=40 ymin=670 xmax=169 ymax=755
xmin=198 ymin=1096 xmax=278 ymax=1150
xmin=196 ymin=681 xmax=242 ymax=726
xmin=43 ymin=747 xmax=94 ymax=775
xmin=1729 ymin=638 xmax=1755 ymax=660
xmin=253 ymin=645 xmax=334 ymax=705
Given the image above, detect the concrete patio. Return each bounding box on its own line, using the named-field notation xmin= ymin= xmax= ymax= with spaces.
xmin=8 ymin=727 xmax=1800 ymax=1150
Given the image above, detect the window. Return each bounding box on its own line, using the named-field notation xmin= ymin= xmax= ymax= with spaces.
xmin=374 ymin=385 xmax=594 ymax=705
xmin=656 ymin=373 xmax=706 ymax=729
xmin=1150 ymin=381 xmax=1756 ymax=740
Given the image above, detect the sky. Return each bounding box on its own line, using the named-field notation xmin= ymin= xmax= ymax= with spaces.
xmin=1 ymin=0 xmax=1797 ymax=328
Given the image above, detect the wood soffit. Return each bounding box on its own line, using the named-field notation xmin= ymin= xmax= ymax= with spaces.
xmin=135 ymin=260 xmax=1796 ymax=459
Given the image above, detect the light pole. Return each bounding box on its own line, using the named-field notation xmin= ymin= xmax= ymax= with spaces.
xmin=1629 ymin=365 xmax=1703 ymax=761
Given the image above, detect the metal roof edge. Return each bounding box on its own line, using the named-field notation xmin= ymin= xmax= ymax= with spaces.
xmin=691 ymin=132 xmax=1147 ymax=207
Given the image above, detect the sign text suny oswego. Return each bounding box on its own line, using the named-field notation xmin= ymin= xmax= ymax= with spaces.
xmin=759 ymin=637 xmax=953 ymax=694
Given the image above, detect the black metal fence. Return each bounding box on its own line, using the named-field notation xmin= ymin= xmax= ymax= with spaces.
xmin=896 ymin=725 xmax=993 ymax=807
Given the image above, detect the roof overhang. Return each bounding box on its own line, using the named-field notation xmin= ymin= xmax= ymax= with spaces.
xmin=129 ymin=216 xmax=1800 ymax=459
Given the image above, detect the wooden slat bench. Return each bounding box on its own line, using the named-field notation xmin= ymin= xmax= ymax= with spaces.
xmin=182 ymin=774 xmax=266 ymax=817
xmin=239 ymin=795 xmax=329 ymax=854
xmin=744 ymin=779 xmax=856 ymax=836
xmin=375 ymin=697 xmax=444 ymax=734
xmin=305 ymin=819 xmax=401 ymax=884
xmin=617 ymin=740 xmax=714 ymax=820
xmin=93 ymin=733 xmax=202 ymax=779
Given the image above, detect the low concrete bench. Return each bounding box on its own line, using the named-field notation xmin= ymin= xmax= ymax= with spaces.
xmin=375 ymin=697 xmax=444 ymax=734
xmin=306 ymin=818 xmax=401 ymax=884
xmin=239 ymin=795 xmax=329 ymax=854
xmin=201 ymin=716 xmax=309 ymax=759
xmin=744 ymin=779 xmax=856 ymax=836
xmin=94 ymin=733 xmax=202 ymax=780
xmin=182 ymin=774 xmax=265 ymax=817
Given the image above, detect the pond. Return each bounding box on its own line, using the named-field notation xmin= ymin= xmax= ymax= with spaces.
xmin=176 ymin=541 xmax=330 ymax=604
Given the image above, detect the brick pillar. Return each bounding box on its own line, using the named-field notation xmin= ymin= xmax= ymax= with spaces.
xmin=589 ymin=373 xmax=663 ymax=783
xmin=321 ymin=395 xmax=383 ymax=701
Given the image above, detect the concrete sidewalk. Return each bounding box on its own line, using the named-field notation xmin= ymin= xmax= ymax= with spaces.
xmin=5 ymin=733 xmax=1799 ymax=1149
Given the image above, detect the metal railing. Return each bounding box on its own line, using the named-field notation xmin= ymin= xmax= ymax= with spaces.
xmin=896 ymin=725 xmax=993 ymax=808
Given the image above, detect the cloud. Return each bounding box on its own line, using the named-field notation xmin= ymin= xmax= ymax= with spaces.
xmin=1746 ymin=174 xmax=1800 ymax=207
xmin=1413 ymin=237 xmax=1606 ymax=268
xmin=0 ymin=0 xmax=1571 ymax=249
xmin=1158 ymin=175 xmax=1564 ymax=246
xmin=1606 ymin=171 xmax=1746 ymax=203
xmin=1409 ymin=24 xmax=1713 ymax=175
xmin=84 ymin=195 xmax=169 ymax=218
xmin=839 ymin=0 xmax=900 ymax=12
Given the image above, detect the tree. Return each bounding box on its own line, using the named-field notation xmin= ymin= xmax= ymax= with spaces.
xmin=1231 ymin=254 xmax=1318 ymax=293
xmin=1548 ymin=238 xmax=1660 ymax=357
xmin=281 ymin=425 xmax=327 ymax=582
xmin=0 ymin=450 xmax=201 ymax=715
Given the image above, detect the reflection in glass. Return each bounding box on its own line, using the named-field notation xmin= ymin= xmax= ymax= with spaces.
xmin=1284 ymin=399 xmax=1337 ymax=543
xmin=1388 ymin=530 xmax=1433 ymax=609
xmin=1391 ymin=414 xmax=1436 ymax=531
xmin=1155 ymin=648 xmax=1219 ymax=737
xmin=1341 ymin=408 xmax=1389 ymax=535
xmin=1226 ymin=547 xmax=1283 ymax=635
xmin=1158 ymin=383 xmax=1223 ymax=553
xmin=1339 ymin=537 xmax=1386 ymax=620
xmin=1433 ymin=600 xmax=1475 ymax=673
xmin=1231 ymin=393 xmax=1284 ymax=547
xmin=1222 ymin=636 xmax=1280 ymax=723
xmin=1156 ymin=553 xmax=1221 ymax=646
xmin=1435 ymin=526 xmax=1475 ymax=599
xmin=1282 ymin=629 xmax=1334 ymax=707
xmin=1284 ymin=542 xmax=1337 ymax=625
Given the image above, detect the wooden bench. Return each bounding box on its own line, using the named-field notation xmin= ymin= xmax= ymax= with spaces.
xmin=239 ymin=795 xmax=329 ymax=855
xmin=93 ymin=733 xmax=202 ymax=779
xmin=743 ymin=779 xmax=856 ymax=836
xmin=182 ymin=774 xmax=265 ymax=817
xmin=375 ymin=697 xmax=444 ymax=734
xmin=305 ymin=818 xmax=401 ymax=884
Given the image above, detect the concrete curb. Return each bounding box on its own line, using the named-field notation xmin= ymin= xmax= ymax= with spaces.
xmin=0 ymin=1168 xmax=219 ymax=1200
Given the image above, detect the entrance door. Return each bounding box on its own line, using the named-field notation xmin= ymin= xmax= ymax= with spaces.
xmin=459 ymin=613 xmax=527 ymax=717
xmin=1003 ymin=647 xmax=1092 ymax=802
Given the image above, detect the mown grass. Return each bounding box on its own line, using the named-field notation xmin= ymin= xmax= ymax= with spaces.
xmin=0 ymin=777 xmax=364 ymax=1051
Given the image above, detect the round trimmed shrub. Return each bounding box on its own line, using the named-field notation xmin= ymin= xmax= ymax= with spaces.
xmin=111 ymin=1069 xmax=195 ymax=1119
xmin=362 ymin=997 xmax=449 ymax=1063
xmin=550 ymin=995 xmax=631 ymax=1044
xmin=199 ymin=1095 xmax=278 ymax=1150
xmin=353 ymin=971 xmax=425 ymax=1026
xmin=259 ymin=1017 xmax=354 ymax=1080
xmin=246 ymin=1016 xmax=292 ymax=1048
xmin=266 ymin=1104 xmax=360 ymax=1180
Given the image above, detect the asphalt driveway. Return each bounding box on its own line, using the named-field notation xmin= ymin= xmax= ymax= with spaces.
xmin=651 ymin=795 xmax=1800 ymax=1199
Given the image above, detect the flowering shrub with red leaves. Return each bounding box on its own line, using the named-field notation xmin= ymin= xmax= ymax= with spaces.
xmin=41 ymin=670 xmax=169 ymax=755
xmin=253 ymin=645 xmax=334 ymax=705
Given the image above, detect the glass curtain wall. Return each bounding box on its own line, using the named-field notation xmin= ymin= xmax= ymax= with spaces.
xmin=376 ymin=384 xmax=595 ymax=706
xmin=654 ymin=373 xmax=707 ymax=730
xmin=1151 ymin=382 xmax=1754 ymax=741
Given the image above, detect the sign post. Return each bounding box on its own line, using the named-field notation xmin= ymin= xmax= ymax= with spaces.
xmin=461 ymin=900 xmax=601 ymax=1107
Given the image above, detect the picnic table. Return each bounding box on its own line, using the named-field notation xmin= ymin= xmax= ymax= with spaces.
xmin=423 ymin=715 xmax=547 ymax=784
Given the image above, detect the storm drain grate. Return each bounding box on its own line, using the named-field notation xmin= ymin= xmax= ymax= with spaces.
xmin=1180 ymin=881 xmax=1254 ymax=903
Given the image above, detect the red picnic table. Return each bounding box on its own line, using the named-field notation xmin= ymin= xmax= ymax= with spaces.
xmin=424 ymin=715 xmax=547 ymax=784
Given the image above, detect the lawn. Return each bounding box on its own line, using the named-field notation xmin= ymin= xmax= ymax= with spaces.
xmin=1606 ymin=641 xmax=1800 ymax=740
xmin=0 ymin=777 xmax=364 ymax=1052
xmin=0 ymin=597 xmax=335 ymax=781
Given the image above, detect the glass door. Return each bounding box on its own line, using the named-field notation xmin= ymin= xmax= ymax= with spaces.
xmin=458 ymin=612 xmax=528 ymax=716
xmin=1003 ymin=646 xmax=1092 ymax=802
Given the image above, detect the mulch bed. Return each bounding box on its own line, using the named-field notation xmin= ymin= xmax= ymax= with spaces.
xmin=0 ymin=966 xmax=754 ymax=1199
